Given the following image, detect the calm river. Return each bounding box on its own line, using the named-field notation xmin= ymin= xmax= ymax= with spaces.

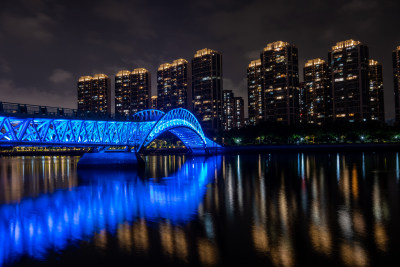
xmin=0 ymin=152 xmax=399 ymax=266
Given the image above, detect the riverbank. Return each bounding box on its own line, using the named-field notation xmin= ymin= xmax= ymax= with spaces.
xmin=1 ymin=143 xmax=400 ymax=156
xmin=223 ymin=143 xmax=400 ymax=153
xmin=0 ymin=150 xmax=86 ymax=156
xmin=0 ymin=148 xmax=189 ymax=156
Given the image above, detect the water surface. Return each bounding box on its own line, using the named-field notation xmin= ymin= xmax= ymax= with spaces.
xmin=0 ymin=153 xmax=399 ymax=266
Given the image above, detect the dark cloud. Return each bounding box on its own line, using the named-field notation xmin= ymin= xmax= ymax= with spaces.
xmin=0 ymin=0 xmax=398 ymax=119
xmin=49 ymin=69 xmax=73 ymax=84
xmin=0 ymin=13 xmax=55 ymax=42
xmin=0 ymin=58 xmax=10 ymax=73
xmin=0 ymin=79 xmax=69 ymax=107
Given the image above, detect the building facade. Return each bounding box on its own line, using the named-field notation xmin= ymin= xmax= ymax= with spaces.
xmin=222 ymin=90 xmax=244 ymax=131
xmin=157 ymin=59 xmax=190 ymax=112
xmin=77 ymin=74 xmax=111 ymax=114
xmin=328 ymin=40 xmax=369 ymax=122
xmin=157 ymin=63 xmax=171 ymax=111
xmin=114 ymin=68 xmax=151 ymax=115
xmin=191 ymin=48 xmax=223 ymax=131
xmin=393 ymin=46 xmax=400 ymax=122
xmin=77 ymin=76 xmax=92 ymax=112
xmin=234 ymin=97 xmax=244 ymax=129
xmin=261 ymin=41 xmax=300 ymax=125
xmin=130 ymin=68 xmax=151 ymax=114
xmin=303 ymin=58 xmax=331 ymax=125
xmin=150 ymin=96 xmax=158 ymax=110
xmin=223 ymin=90 xmax=235 ymax=131
xmin=368 ymin=59 xmax=385 ymax=121
xmin=115 ymin=70 xmax=132 ymax=116
xmin=247 ymin=59 xmax=264 ymax=125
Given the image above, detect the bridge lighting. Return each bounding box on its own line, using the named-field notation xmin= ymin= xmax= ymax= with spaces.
xmin=0 ymin=108 xmax=220 ymax=153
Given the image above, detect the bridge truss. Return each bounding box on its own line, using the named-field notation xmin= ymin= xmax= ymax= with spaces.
xmin=0 ymin=108 xmax=220 ymax=152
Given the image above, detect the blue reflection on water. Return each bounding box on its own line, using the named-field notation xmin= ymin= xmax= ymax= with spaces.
xmin=0 ymin=156 xmax=221 ymax=266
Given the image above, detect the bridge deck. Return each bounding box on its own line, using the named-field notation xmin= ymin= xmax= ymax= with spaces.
xmin=0 ymin=102 xmax=221 ymax=152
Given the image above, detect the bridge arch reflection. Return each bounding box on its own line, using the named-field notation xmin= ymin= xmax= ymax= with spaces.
xmin=0 ymin=156 xmax=221 ymax=266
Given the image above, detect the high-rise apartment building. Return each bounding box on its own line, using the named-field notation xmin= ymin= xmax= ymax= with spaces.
xmin=130 ymin=68 xmax=151 ymax=114
xmin=328 ymin=39 xmax=369 ymax=122
xmin=192 ymin=48 xmax=223 ymax=131
xmin=157 ymin=63 xmax=171 ymax=111
xmin=91 ymin=74 xmax=111 ymax=114
xmin=223 ymin=90 xmax=235 ymax=131
xmin=393 ymin=46 xmax=400 ymax=122
xmin=77 ymin=76 xmax=92 ymax=112
xmin=150 ymin=96 xmax=158 ymax=109
xmin=222 ymin=90 xmax=244 ymax=131
xmin=247 ymin=59 xmax=263 ymax=125
xmin=368 ymin=59 xmax=384 ymax=121
xmin=114 ymin=68 xmax=151 ymax=115
xmin=303 ymin=58 xmax=331 ymax=125
xmin=261 ymin=41 xmax=300 ymax=125
xmin=115 ymin=70 xmax=132 ymax=116
xmin=234 ymin=97 xmax=244 ymax=129
xmin=77 ymin=74 xmax=111 ymax=114
xmin=157 ymin=59 xmax=190 ymax=112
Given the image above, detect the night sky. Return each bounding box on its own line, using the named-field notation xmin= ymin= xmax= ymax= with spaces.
xmin=0 ymin=0 xmax=399 ymax=120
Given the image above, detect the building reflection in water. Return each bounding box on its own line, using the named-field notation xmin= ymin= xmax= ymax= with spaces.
xmin=0 ymin=153 xmax=399 ymax=266
xmin=0 ymin=155 xmax=221 ymax=266
xmin=243 ymin=153 xmax=399 ymax=266
xmin=0 ymin=156 xmax=79 ymax=204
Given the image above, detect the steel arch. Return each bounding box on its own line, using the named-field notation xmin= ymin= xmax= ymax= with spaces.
xmin=137 ymin=108 xmax=208 ymax=151
xmin=131 ymin=109 xmax=165 ymax=122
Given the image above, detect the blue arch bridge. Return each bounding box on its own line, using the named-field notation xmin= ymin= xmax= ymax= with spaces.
xmin=0 ymin=102 xmax=222 ymax=166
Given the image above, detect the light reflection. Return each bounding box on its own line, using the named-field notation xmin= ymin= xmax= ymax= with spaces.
xmin=159 ymin=222 xmax=188 ymax=262
xmin=340 ymin=242 xmax=368 ymax=266
xmin=0 ymin=156 xmax=221 ymax=266
xmin=252 ymin=224 xmax=269 ymax=252
xmin=247 ymin=153 xmax=397 ymax=265
xmin=0 ymin=156 xmax=78 ymax=204
xmin=94 ymin=229 xmax=108 ymax=249
xmin=117 ymin=223 xmax=133 ymax=252
xmin=197 ymin=238 xmax=218 ymax=266
xmin=362 ymin=153 xmax=365 ymax=179
xmin=337 ymin=153 xmax=340 ymax=181
xmin=132 ymin=220 xmax=149 ymax=252
xmin=397 ymin=153 xmax=399 ymax=181
xmin=309 ymin=223 xmax=332 ymax=255
xmin=0 ymin=152 xmax=398 ymax=266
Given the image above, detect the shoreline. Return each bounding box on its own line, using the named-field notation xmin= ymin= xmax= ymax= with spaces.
xmin=222 ymin=143 xmax=400 ymax=153
xmin=1 ymin=143 xmax=400 ymax=156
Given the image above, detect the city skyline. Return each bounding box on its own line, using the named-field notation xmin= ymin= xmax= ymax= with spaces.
xmin=0 ymin=0 xmax=399 ymax=121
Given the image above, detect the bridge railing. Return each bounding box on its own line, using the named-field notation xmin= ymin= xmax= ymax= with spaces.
xmin=0 ymin=101 xmax=131 ymax=121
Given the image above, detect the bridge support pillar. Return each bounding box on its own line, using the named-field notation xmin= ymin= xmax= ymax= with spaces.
xmin=77 ymin=151 xmax=144 ymax=169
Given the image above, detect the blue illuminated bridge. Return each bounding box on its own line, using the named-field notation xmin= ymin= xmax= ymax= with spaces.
xmin=0 ymin=102 xmax=221 ymax=157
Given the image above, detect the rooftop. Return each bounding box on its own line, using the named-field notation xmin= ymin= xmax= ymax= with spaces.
xmin=194 ymin=48 xmax=218 ymax=58
xmin=263 ymin=41 xmax=290 ymax=52
xmin=332 ymin=39 xmax=361 ymax=51
xmin=132 ymin=68 xmax=149 ymax=74
xmin=305 ymin=58 xmax=326 ymax=67
xmin=248 ymin=59 xmax=261 ymax=68
xmin=115 ymin=70 xmax=131 ymax=76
